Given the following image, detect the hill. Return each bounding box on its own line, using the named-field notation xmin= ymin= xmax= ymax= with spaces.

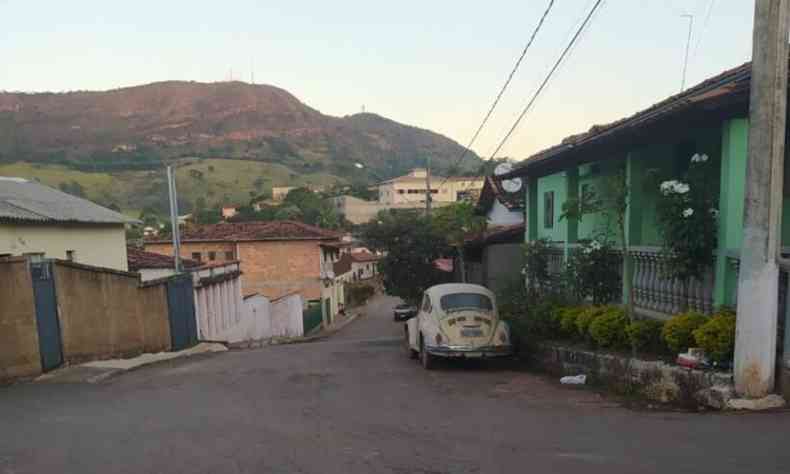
xmin=0 ymin=81 xmax=480 ymax=181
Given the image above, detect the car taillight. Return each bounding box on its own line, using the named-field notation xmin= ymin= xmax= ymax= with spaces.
xmin=435 ymin=333 xmax=443 ymax=345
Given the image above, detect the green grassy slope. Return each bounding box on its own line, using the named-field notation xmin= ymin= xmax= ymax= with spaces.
xmin=0 ymin=159 xmax=342 ymax=215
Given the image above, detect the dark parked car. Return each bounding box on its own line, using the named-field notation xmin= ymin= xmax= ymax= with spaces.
xmin=393 ymin=304 xmax=417 ymax=322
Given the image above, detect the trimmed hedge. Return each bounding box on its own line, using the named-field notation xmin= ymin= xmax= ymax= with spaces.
xmin=589 ymin=307 xmax=629 ymax=349
xmin=661 ymin=311 xmax=708 ymax=354
xmin=693 ymin=308 xmax=736 ymax=362
xmin=575 ymin=306 xmax=607 ymax=341
xmin=626 ymin=319 xmax=666 ymax=354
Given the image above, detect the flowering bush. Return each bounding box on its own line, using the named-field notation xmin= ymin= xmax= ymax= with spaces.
xmin=655 ymin=153 xmax=718 ymax=286
xmin=566 ymin=239 xmax=622 ymax=304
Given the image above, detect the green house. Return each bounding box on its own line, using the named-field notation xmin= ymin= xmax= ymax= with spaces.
xmin=505 ymin=60 xmax=782 ymax=319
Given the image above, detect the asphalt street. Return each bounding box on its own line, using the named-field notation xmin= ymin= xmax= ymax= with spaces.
xmin=1 ymin=294 xmax=788 ymax=474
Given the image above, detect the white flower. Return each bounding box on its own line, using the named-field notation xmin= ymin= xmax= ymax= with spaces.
xmin=660 ymin=180 xmax=678 ymax=195
xmin=675 ymin=183 xmax=690 ymax=194
xmin=691 ymin=153 xmax=709 ymax=164
xmin=682 ymin=208 xmax=694 ymax=218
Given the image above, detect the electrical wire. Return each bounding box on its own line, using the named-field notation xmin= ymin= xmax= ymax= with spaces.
xmin=436 ymin=0 xmax=556 ymax=188
xmin=488 ymin=0 xmax=605 ymax=160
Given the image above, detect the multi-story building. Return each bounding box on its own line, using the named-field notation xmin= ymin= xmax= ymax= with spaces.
xmin=377 ymin=169 xmax=484 ymax=205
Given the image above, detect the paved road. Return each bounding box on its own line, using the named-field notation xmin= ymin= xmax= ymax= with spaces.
xmin=1 ymin=294 xmax=789 ymax=474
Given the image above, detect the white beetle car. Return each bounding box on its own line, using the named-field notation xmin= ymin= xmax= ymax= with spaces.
xmin=404 ymin=283 xmax=512 ymax=369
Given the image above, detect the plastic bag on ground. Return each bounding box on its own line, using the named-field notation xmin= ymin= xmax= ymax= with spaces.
xmin=560 ymin=374 xmax=587 ymax=385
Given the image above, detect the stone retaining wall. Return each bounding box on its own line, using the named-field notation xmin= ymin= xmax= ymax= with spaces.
xmin=536 ymin=343 xmax=735 ymax=409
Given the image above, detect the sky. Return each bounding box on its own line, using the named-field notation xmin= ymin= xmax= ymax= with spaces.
xmin=0 ymin=0 xmax=755 ymax=161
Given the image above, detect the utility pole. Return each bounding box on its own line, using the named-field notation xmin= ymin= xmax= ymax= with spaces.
xmin=424 ymin=155 xmax=432 ymax=217
xmin=734 ymin=0 xmax=790 ymax=398
xmin=167 ymin=166 xmax=183 ymax=273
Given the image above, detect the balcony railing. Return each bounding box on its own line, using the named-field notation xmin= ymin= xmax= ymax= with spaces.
xmin=629 ymin=247 xmax=714 ymax=317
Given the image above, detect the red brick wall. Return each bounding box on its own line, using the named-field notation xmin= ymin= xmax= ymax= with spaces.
xmin=145 ymin=242 xmax=235 ymax=265
xmin=237 ymin=240 xmax=322 ymax=300
xmin=145 ymin=240 xmax=323 ymax=300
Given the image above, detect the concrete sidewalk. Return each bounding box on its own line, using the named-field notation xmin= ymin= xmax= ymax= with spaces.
xmin=35 ymin=342 xmax=227 ymax=384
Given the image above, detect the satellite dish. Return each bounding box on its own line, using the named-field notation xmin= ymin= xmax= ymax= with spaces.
xmin=502 ymin=177 xmax=522 ymax=193
xmin=493 ymin=162 xmax=522 ymax=193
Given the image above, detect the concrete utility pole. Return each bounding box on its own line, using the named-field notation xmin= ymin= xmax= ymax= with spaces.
xmin=166 ymin=166 xmax=183 ymax=273
xmin=425 ymin=155 xmax=432 ymax=217
xmin=734 ymin=0 xmax=790 ymax=398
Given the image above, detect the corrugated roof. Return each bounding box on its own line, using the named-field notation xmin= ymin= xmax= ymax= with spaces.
xmin=464 ymin=223 xmax=525 ymax=249
xmin=0 ymin=177 xmax=136 ymax=225
xmin=350 ymin=250 xmax=379 ymax=263
xmin=148 ymin=220 xmax=341 ymax=243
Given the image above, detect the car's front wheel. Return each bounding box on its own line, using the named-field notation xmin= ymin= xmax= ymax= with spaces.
xmin=420 ymin=335 xmax=436 ymax=370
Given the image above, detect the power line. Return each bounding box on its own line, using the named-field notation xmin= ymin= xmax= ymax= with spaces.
xmin=488 ymin=0 xmax=605 ymax=160
xmin=690 ymin=0 xmax=716 ymax=62
xmin=437 ymin=0 xmax=556 ymax=188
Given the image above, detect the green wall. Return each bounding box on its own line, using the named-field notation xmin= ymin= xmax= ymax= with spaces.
xmin=536 ymin=172 xmax=567 ymax=242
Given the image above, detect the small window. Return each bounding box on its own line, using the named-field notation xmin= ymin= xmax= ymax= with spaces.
xmin=398 ymin=189 xmax=405 ymax=194
xmin=192 ymin=252 xmax=202 ymax=261
xmin=65 ymin=250 xmax=75 ymax=261
xmin=208 ymin=251 xmax=216 ymax=261
xmin=544 ymin=191 xmax=555 ymax=229
xmin=225 ymin=251 xmax=234 ymax=260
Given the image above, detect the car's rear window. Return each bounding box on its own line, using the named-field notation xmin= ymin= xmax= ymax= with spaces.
xmin=440 ymin=293 xmax=493 ymax=312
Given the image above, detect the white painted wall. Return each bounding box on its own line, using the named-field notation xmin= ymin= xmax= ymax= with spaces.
xmin=0 ymin=223 xmax=128 ymax=270
xmin=270 ymin=293 xmax=304 ymax=337
xmin=486 ymin=200 xmax=524 ymax=226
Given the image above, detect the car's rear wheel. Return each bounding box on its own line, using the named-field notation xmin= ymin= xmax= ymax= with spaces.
xmin=420 ymin=335 xmax=436 ymax=370
xmin=404 ymin=327 xmax=418 ymax=359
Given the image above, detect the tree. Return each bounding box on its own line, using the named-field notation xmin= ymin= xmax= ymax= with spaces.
xmin=432 ymin=202 xmax=487 ymax=282
xmin=360 ymin=210 xmax=450 ymax=304
xmin=561 ymin=168 xmax=632 ymax=316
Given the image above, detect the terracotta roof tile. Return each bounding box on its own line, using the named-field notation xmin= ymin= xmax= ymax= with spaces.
xmin=127 ymin=247 xmax=200 ymax=272
xmin=505 ymin=59 xmax=756 ymax=179
xmin=147 ymin=220 xmax=341 ymax=243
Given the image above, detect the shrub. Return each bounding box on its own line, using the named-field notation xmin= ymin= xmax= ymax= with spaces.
xmin=524 ymin=300 xmax=562 ymax=341
xmin=346 ymin=283 xmax=375 ymax=306
xmin=626 ymin=319 xmax=666 ymax=354
xmin=693 ymin=308 xmax=736 ymax=363
xmin=589 ymin=306 xmax=629 ymax=349
xmin=555 ymin=306 xmax=587 ymax=339
xmin=495 ymin=279 xmax=562 ymax=352
xmin=575 ymin=306 xmax=607 ymax=340
xmin=661 ymin=311 xmax=707 ymax=354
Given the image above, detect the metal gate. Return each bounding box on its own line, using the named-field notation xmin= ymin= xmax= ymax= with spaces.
xmin=166 ymin=275 xmax=197 ymax=351
xmin=30 ymin=260 xmax=63 ymax=371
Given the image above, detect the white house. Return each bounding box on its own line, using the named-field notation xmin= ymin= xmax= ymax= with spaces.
xmin=0 ymin=177 xmax=136 ymax=271
xmin=475 ymin=176 xmax=525 ymax=226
